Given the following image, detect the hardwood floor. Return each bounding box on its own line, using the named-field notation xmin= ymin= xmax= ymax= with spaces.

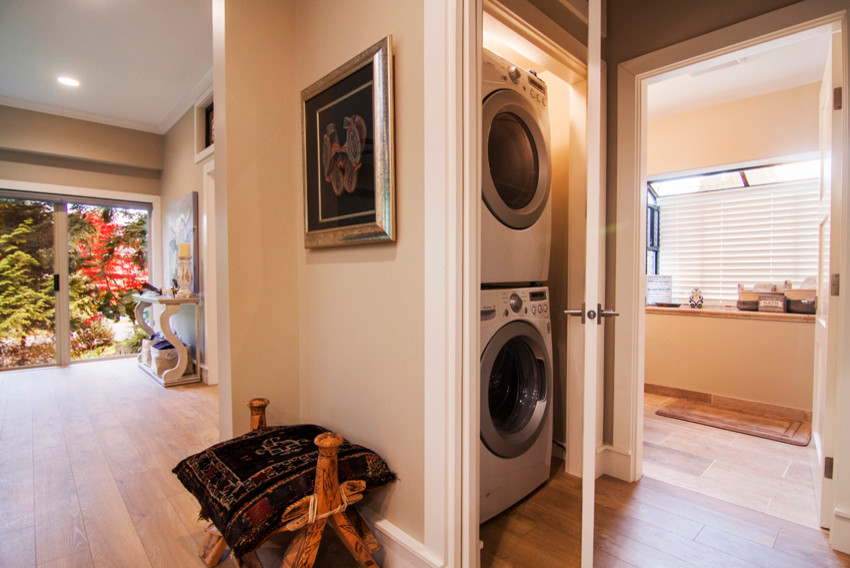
xmin=3 ymin=359 xmax=848 ymax=567
xmin=0 ymin=358 xmax=356 ymax=568
xmin=482 ymin=395 xmax=849 ymax=567
xmin=643 ymin=392 xmax=820 ymax=528
xmin=482 ymin=462 xmax=850 ymax=567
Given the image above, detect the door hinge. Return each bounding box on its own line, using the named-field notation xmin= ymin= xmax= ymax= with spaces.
xmin=53 ymin=274 xmax=60 ymax=292
xmin=825 ymin=457 xmax=834 ymax=480
xmin=831 ymin=273 xmax=840 ymax=297
xmin=834 ymin=87 xmax=843 ymax=110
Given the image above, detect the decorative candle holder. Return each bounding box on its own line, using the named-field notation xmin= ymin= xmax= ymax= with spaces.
xmin=176 ymin=254 xmax=194 ymax=298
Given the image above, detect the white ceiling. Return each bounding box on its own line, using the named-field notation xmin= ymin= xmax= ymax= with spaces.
xmin=0 ymin=4 xmax=831 ymax=134
xmin=0 ymin=0 xmax=213 ymax=134
xmin=648 ymin=27 xmax=833 ymax=119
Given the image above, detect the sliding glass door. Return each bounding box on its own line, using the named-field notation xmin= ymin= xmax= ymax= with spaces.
xmin=0 ymin=192 xmax=150 ymax=370
xmin=0 ymin=197 xmax=57 ymax=367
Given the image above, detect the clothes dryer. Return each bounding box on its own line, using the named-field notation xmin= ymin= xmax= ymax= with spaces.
xmin=480 ymin=286 xmax=553 ymax=522
xmin=481 ymin=49 xmax=552 ymax=286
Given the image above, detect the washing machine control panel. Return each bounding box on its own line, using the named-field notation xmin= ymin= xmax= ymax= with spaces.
xmin=481 ymin=288 xmax=549 ymax=321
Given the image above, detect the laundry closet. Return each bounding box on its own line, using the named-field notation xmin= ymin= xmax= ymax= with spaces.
xmin=478 ymin=0 xmax=591 ymax=559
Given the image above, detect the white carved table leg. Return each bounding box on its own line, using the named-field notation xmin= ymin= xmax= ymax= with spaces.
xmin=159 ymin=303 xmax=188 ymax=383
xmin=134 ymin=298 xmax=155 ymax=337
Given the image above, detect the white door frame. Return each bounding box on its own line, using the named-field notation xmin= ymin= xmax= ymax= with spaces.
xmin=423 ymin=0 xmax=479 ymax=566
xmin=614 ymin=0 xmax=850 ymax=550
xmin=201 ymin=160 xmax=218 ymax=386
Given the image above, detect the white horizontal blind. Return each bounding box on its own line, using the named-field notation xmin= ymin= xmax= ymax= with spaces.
xmin=657 ymin=179 xmax=820 ymax=305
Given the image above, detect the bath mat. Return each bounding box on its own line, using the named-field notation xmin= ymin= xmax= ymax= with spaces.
xmin=656 ymin=399 xmax=811 ymax=446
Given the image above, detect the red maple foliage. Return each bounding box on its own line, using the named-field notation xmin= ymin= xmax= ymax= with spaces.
xmin=75 ymin=212 xmax=147 ymax=306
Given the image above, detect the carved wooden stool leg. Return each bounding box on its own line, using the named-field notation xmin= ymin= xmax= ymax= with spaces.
xmin=281 ymin=519 xmax=328 ymax=568
xmin=199 ymin=523 xmax=228 ymax=567
xmin=343 ymin=508 xmax=381 ymax=554
xmin=247 ymin=398 xmax=270 ymax=431
xmin=280 ymin=432 xmax=352 ymax=568
xmin=329 ymin=512 xmax=379 ymax=567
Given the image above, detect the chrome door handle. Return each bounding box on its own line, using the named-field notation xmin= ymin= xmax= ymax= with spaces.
xmin=597 ymin=304 xmax=619 ymax=325
xmin=564 ymin=303 xmax=586 ymax=324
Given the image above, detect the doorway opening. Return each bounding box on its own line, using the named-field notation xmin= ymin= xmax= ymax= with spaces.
xmin=638 ymin=24 xmax=834 ymax=529
xmin=477 ymin=3 xmax=591 ymax=566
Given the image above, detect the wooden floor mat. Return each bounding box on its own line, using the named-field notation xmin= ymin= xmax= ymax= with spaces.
xmin=656 ymin=399 xmax=812 ymax=446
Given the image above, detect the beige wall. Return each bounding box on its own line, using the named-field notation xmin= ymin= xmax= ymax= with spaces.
xmin=162 ymin=108 xmax=205 ymax=206
xmin=648 ymin=83 xmax=820 ymax=176
xmin=218 ymin=0 xmax=301 ymax=435
xmin=646 ymin=313 xmax=815 ymax=411
xmin=161 ymin=107 xmax=211 ymax=367
xmin=545 ymin=71 xmax=573 ymax=448
xmin=0 ymin=105 xmax=162 ymax=170
xmin=217 ymin=0 xmax=425 ymax=542
xmin=0 ymin=105 xmax=162 ymax=195
xmin=294 ymin=0 xmax=425 ymax=541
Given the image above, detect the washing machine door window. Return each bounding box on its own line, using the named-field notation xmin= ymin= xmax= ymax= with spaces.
xmin=482 ymin=89 xmax=551 ymax=230
xmin=481 ymin=320 xmax=551 ymax=459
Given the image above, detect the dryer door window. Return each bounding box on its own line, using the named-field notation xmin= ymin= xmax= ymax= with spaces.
xmin=482 ymin=89 xmax=551 ymax=230
xmin=481 ymin=320 xmax=551 ymax=459
xmin=488 ymin=112 xmax=539 ymax=210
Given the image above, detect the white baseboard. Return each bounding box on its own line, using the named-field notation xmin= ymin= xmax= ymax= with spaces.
xmin=596 ymin=445 xmax=634 ymax=481
xmin=199 ymin=363 xmax=218 ymax=385
xmin=830 ymin=510 xmax=850 ymax=554
xmin=359 ymin=509 xmax=444 ymax=568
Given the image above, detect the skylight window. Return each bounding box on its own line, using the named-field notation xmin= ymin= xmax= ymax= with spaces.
xmin=743 ymin=159 xmax=820 ymax=185
xmin=650 ymin=171 xmax=744 ymax=196
xmin=648 ymin=159 xmax=819 ymax=197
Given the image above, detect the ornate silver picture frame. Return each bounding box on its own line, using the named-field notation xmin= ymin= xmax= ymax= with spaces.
xmin=302 ymin=35 xmax=395 ymax=248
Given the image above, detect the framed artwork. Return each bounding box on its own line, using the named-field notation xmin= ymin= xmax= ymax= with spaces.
xmin=302 ymin=35 xmax=395 ymax=248
xmin=205 ymin=102 xmax=214 ymax=148
xmin=166 ymin=192 xmax=199 ymax=294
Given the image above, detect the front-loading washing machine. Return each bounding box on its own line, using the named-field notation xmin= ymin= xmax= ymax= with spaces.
xmin=481 ymin=48 xmax=552 ymax=286
xmin=480 ymin=286 xmax=553 ymax=522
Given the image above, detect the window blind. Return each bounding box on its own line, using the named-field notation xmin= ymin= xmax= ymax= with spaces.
xmin=657 ymin=179 xmax=820 ymax=305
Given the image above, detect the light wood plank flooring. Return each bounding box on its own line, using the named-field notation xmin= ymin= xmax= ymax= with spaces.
xmin=644 ymin=392 xmax=820 ymax=528
xmin=482 ymin=461 xmax=850 ymax=567
xmin=3 ymin=359 xmax=848 ymax=567
xmin=0 ymin=358 xmax=356 ymax=568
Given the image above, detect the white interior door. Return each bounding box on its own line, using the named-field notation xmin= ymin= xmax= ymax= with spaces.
xmin=814 ymin=30 xmax=841 ymax=530
xmin=580 ymin=2 xmax=604 ymax=566
xmin=814 ymin=24 xmax=850 ymax=555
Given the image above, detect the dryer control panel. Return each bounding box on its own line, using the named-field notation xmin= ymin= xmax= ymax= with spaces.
xmin=483 ymin=49 xmax=548 ymax=109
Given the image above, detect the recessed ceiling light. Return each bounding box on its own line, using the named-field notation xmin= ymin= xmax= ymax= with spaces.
xmin=57 ymin=77 xmax=80 ymax=87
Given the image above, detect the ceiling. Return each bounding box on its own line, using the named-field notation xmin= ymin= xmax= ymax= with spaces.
xmin=0 ymin=0 xmax=213 ymax=134
xmin=0 ymin=3 xmax=831 ymax=134
xmin=648 ymin=26 xmax=833 ymax=119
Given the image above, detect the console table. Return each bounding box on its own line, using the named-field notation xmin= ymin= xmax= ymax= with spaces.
xmin=133 ymin=294 xmax=200 ymax=387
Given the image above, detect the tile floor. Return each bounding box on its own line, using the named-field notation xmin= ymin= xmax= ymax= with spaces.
xmin=643 ymin=393 xmax=820 ymax=528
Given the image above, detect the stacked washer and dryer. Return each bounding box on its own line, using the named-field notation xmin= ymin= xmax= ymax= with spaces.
xmin=480 ymin=48 xmax=555 ymax=523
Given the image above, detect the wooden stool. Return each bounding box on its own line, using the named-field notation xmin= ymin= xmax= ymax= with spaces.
xmin=198 ymin=399 xmax=382 ymax=568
